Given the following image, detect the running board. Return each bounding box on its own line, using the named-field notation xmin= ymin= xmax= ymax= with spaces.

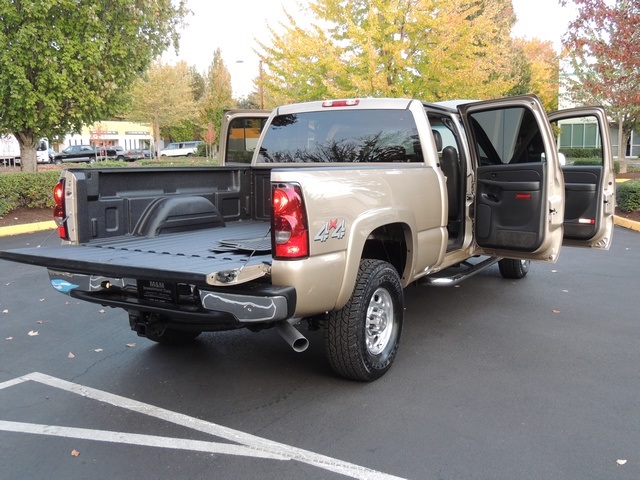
xmin=419 ymin=257 xmax=500 ymax=287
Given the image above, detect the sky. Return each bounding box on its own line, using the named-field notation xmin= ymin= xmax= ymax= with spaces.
xmin=166 ymin=0 xmax=578 ymax=99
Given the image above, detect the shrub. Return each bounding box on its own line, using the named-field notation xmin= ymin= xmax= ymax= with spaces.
xmin=569 ymin=158 xmax=620 ymax=174
xmin=196 ymin=142 xmax=208 ymax=157
xmin=571 ymin=158 xmax=601 ymax=166
xmin=560 ymin=148 xmax=601 ymax=158
xmin=616 ymin=180 xmax=640 ymax=212
xmin=0 ymin=171 xmax=60 ymax=216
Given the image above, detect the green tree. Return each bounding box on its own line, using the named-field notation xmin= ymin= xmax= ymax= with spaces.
xmin=126 ymin=61 xmax=196 ymax=158
xmin=259 ymin=0 xmax=520 ymax=104
xmin=237 ymin=95 xmax=262 ymax=110
xmin=162 ymin=66 xmax=206 ymax=142
xmin=189 ymin=66 xmax=206 ymax=102
xmin=561 ymin=0 xmax=640 ymax=161
xmin=0 ymin=0 xmax=188 ymax=172
xmin=197 ymin=49 xmax=235 ymax=153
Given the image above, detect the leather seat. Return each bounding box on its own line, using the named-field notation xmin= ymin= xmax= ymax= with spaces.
xmin=440 ymin=146 xmax=461 ymax=232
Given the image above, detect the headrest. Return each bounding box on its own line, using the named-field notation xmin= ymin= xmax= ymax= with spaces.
xmin=432 ymin=130 xmax=443 ymax=151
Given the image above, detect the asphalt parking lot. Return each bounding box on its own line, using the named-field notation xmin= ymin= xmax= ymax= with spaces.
xmin=1 ymin=227 xmax=639 ymax=479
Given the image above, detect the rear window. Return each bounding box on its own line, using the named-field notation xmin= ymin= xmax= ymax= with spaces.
xmin=256 ymin=109 xmax=422 ymax=163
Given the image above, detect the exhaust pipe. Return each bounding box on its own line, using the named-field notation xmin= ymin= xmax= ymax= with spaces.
xmin=275 ymin=321 xmax=309 ymax=353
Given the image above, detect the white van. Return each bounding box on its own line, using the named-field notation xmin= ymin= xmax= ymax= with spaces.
xmin=159 ymin=140 xmax=202 ymax=157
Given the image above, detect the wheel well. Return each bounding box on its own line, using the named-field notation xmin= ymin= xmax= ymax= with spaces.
xmin=361 ymin=223 xmax=409 ymax=278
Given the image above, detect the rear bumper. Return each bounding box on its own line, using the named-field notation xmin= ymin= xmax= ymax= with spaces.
xmin=48 ymin=270 xmax=296 ymax=326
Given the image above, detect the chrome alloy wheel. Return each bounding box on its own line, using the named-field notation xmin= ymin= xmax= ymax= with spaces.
xmin=365 ymin=287 xmax=394 ymax=355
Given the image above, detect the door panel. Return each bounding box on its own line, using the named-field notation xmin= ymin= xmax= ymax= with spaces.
xmin=562 ymin=168 xmax=600 ymax=240
xmin=458 ymin=95 xmax=565 ymax=262
xmin=476 ymin=164 xmax=545 ymax=250
xmin=548 ymin=107 xmax=614 ymax=249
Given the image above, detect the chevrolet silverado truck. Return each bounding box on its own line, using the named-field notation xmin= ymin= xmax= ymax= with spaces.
xmin=0 ymin=96 xmax=615 ymax=381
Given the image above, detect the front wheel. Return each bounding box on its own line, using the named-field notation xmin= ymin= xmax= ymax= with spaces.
xmin=498 ymin=258 xmax=530 ymax=279
xmin=324 ymin=259 xmax=404 ymax=381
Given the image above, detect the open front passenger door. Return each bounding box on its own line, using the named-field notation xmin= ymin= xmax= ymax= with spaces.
xmin=458 ymin=95 xmax=565 ymax=262
xmin=548 ymin=107 xmax=614 ymax=249
xmin=219 ymin=109 xmax=270 ymax=165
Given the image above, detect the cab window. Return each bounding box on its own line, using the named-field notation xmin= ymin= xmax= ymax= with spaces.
xmin=257 ymin=110 xmax=422 ymax=163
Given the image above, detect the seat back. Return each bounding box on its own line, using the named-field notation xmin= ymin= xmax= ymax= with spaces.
xmin=440 ymin=146 xmax=460 ymax=220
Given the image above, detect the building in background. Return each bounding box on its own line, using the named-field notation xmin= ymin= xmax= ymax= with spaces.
xmin=558 ymin=64 xmax=639 ymax=158
xmin=61 ymin=120 xmax=152 ymax=151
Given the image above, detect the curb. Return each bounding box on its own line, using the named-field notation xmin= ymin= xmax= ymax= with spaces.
xmin=0 ymin=220 xmax=57 ymax=237
xmin=614 ymin=215 xmax=640 ymax=233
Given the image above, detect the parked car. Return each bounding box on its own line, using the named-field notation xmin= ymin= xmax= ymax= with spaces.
xmin=160 ymin=141 xmax=202 ymax=157
xmin=52 ymin=145 xmax=98 ymax=164
xmin=102 ymin=146 xmax=126 ymax=161
xmin=122 ymin=149 xmax=146 ymax=161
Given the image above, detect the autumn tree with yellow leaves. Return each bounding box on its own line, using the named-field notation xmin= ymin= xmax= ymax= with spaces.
xmin=511 ymin=38 xmax=560 ymax=112
xmin=258 ymin=0 xmax=540 ymax=105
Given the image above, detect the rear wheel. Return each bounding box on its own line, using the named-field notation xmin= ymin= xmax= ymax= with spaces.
xmin=324 ymin=259 xmax=404 ymax=381
xmin=498 ymin=258 xmax=530 ymax=279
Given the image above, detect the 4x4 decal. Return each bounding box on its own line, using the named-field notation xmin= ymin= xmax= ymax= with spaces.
xmin=314 ymin=219 xmax=346 ymax=242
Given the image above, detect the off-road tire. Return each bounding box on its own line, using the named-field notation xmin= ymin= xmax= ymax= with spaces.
xmin=324 ymin=259 xmax=404 ymax=381
xmin=498 ymin=258 xmax=530 ymax=279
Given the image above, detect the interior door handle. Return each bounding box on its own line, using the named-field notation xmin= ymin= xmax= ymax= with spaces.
xmin=478 ymin=178 xmax=540 ymax=191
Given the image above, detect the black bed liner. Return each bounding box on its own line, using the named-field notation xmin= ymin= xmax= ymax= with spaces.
xmin=0 ymin=221 xmax=272 ymax=286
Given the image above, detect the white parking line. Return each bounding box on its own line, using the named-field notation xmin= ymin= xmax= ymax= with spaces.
xmin=0 ymin=420 xmax=284 ymax=459
xmin=0 ymin=372 xmax=407 ymax=480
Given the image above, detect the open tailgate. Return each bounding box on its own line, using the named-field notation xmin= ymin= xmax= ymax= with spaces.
xmin=0 ymin=223 xmax=272 ymax=287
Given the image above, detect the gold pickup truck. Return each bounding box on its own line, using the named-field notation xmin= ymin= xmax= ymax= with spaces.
xmin=0 ymin=95 xmax=614 ymax=381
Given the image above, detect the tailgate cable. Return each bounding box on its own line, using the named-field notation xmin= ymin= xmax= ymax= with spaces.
xmin=215 ymin=228 xmax=272 ymax=284
xmin=36 ymin=213 xmax=72 ymax=248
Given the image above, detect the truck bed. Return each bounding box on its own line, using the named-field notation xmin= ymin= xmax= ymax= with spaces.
xmin=1 ymin=221 xmax=272 ymax=286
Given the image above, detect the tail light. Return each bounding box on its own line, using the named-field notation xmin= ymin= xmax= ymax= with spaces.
xmin=322 ymin=99 xmax=360 ymax=107
xmin=271 ymin=183 xmax=308 ymax=259
xmin=53 ymin=180 xmax=69 ymax=240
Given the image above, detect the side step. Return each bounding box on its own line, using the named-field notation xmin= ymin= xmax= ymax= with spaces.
xmin=419 ymin=256 xmax=500 ymax=287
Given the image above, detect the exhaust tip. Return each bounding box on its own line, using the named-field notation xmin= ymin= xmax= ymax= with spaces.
xmin=275 ymin=321 xmax=309 ymax=353
xmin=290 ymin=336 xmax=309 ymax=353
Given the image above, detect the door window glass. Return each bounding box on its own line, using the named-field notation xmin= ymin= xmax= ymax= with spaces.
xmin=552 ymin=116 xmax=603 ymax=166
xmin=226 ymin=117 xmax=267 ymax=163
xmin=468 ymin=107 xmax=544 ymax=165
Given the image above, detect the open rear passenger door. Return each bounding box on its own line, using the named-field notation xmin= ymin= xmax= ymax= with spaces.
xmin=548 ymin=107 xmax=614 ymax=249
xmin=458 ymin=95 xmax=565 ymax=262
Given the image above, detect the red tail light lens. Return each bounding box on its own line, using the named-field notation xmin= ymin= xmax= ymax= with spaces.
xmin=53 ymin=180 xmax=69 ymax=240
xmin=271 ymin=184 xmax=308 ymax=259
